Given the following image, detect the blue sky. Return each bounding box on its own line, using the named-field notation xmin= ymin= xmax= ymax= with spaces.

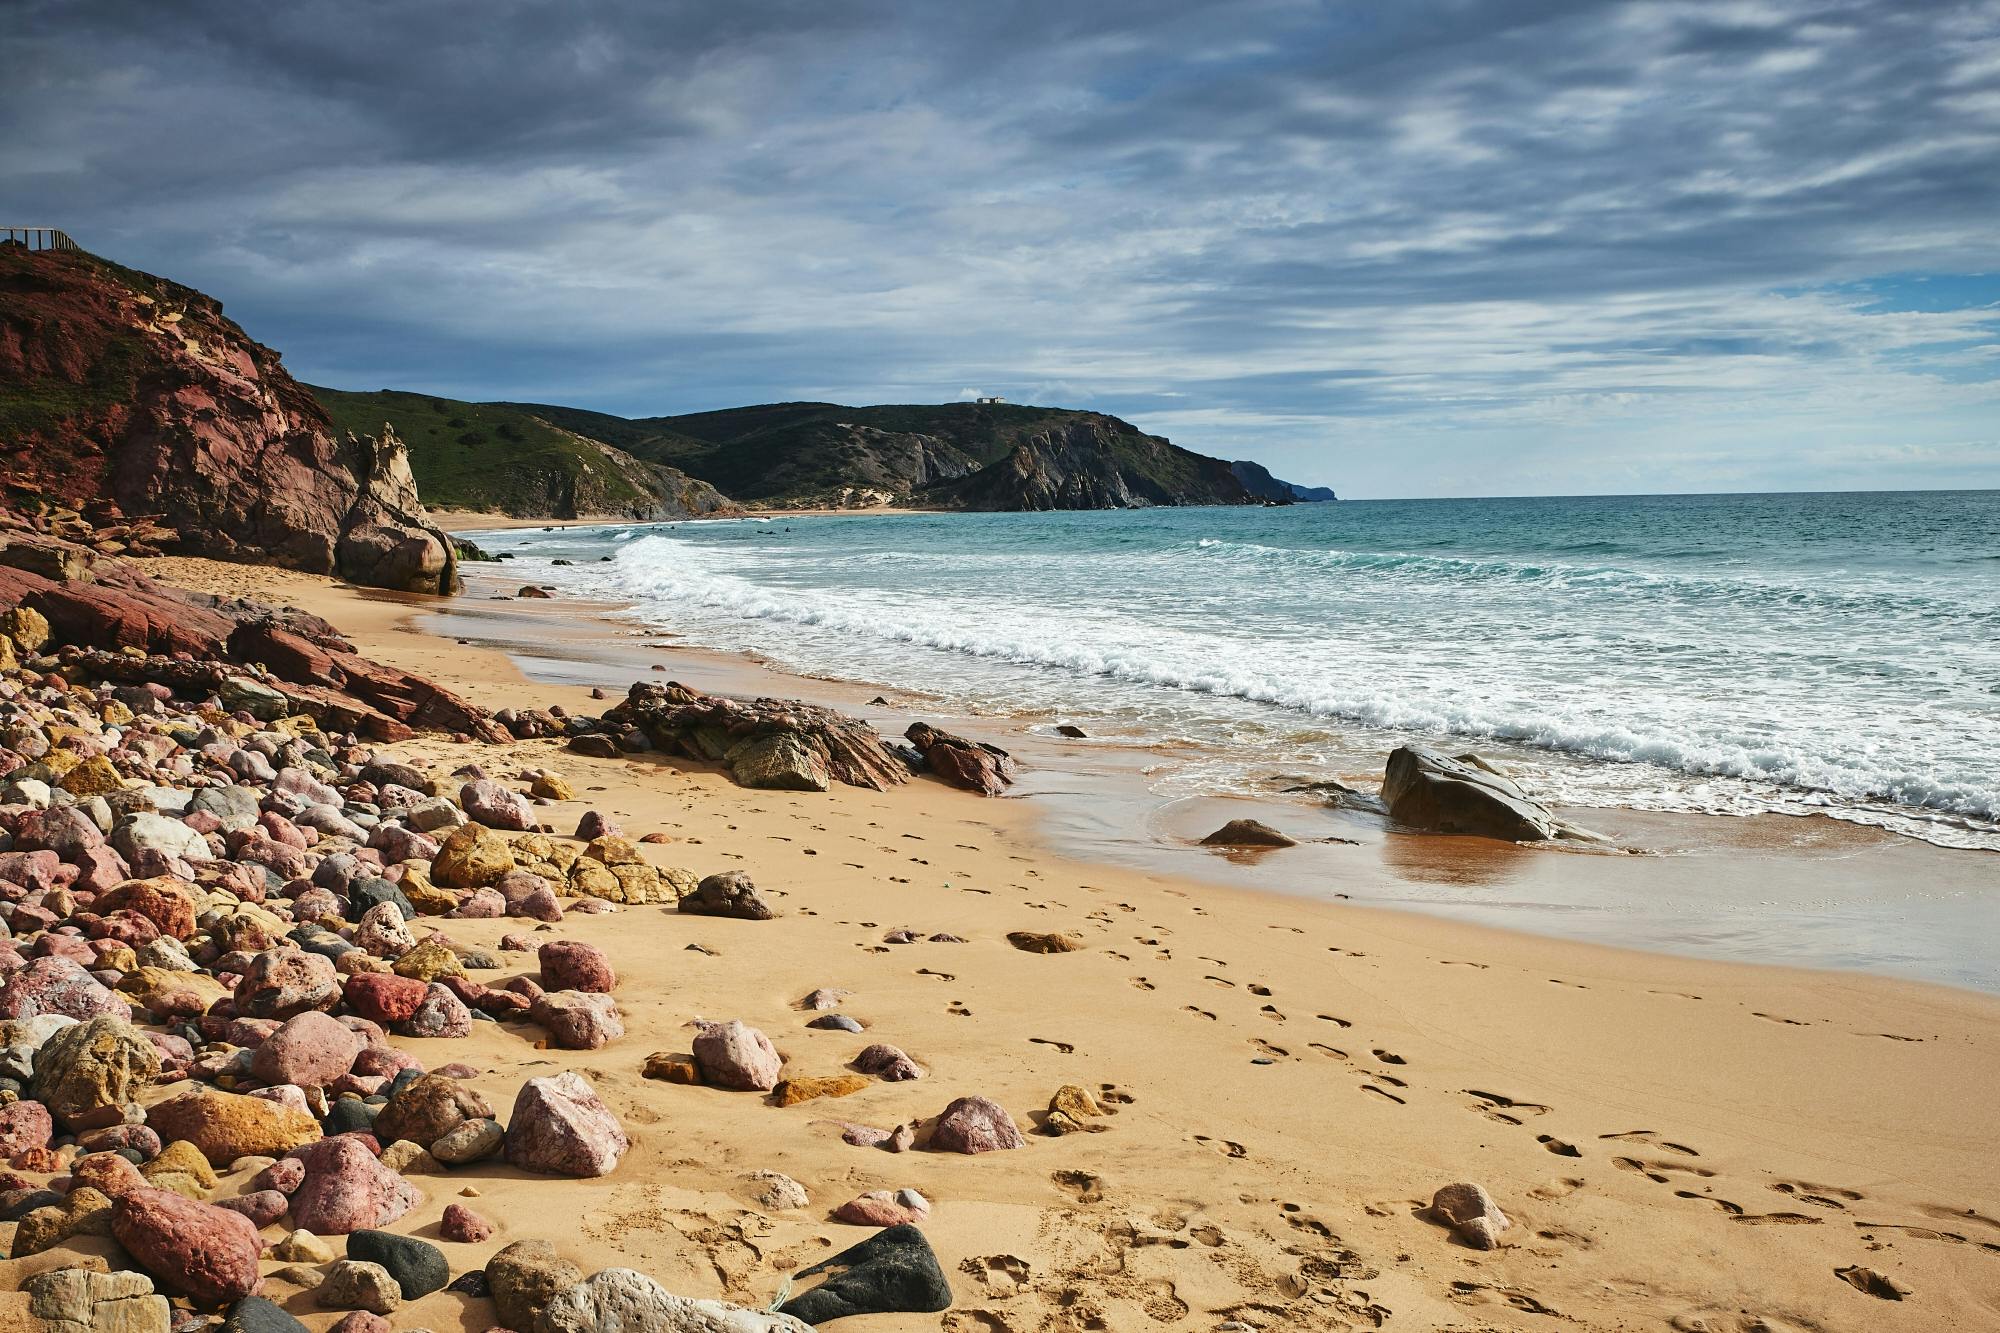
xmin=7 ymin=0 xmax=1999 ymax=497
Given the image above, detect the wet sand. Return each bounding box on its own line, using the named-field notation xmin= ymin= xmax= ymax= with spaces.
xmin=121 ymin=554 xmax=2000 ymax=1333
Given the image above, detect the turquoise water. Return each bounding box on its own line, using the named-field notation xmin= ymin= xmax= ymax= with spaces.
xmin=481 ymin=491 xmax=2000 ymax=852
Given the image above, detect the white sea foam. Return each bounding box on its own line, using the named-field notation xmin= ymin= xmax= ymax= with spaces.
xmin=486 ymin=499 xmax=2000 ymax=852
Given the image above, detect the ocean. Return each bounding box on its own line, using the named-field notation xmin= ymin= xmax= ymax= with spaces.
xmin=475 ymin=490 xmax=2000 ymax=854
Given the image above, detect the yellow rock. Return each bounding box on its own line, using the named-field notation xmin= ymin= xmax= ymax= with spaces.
xmin=144 ymin=1091 xmax=321 ymax=1167
xmin=140 ymin=1139 xmax=220 ymax=1190
xmin=98 ymin=700 xmax=135 ymax=727
xmin=583 ymin=835 xmax=643 ymax=866
xmin=642 ymin=1053 xmax=702 ymax=1085
xmin=271 ymin=1230 xmax=335 ymax=1263
xmin=771 ymin=1075 xmax=871 ymax=1107
xmin=393 ymin=935 xmax=464 ymax=981
xmin=0 ymin=636 xmax=15 ymax=672
xmin=0 ymin=606 xmax=50 ymax=653
xmin=530 ymin=773 xmax=574 ymax=800
xmin=431 ymin=824 xmax=514 ymax=889
xmin=11 ymin=1188 xmax=114 ymax=1257
xmin=565 ymin=860 xmax=619 ymax=899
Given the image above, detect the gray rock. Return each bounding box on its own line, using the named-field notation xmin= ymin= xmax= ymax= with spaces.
xmin=1381 ymin=746 xmax=1602 ymax=842
xmin=539 ymin=1268 xmax=814 ymax=1332
xmin=317 ymin=1260 xmax=402 ymax=1314
xmin=111 ymin=811 xmax=211 ymax=863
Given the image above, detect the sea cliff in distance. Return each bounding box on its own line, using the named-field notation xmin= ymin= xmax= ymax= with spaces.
xmin=317 ymin=389 xmax=1336 ymax=519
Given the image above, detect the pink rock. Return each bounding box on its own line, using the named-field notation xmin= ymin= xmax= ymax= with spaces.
xmin=366 ymin=823 xmax=440 ymax=863
xmin=929 ymin=1096 xmax=1025 ymax=1154
xmin=538 ymin=940 xmax=615 ymax=993
xmin=286 ymin=1135 xmax=422 ymax=1234
xmin=110 ymin=1186 xmax=263 ymax=1305
xmin=250 ymin=1010 xmax=364 ymax=1090
xmin=530 ymin=991 xmax=624 ymax=1050
xmin=330 ymin=1313 xmax=392 ymax=1333
xmin=77 ymin=1124 xmax=161 ymax=1157
xmin=446 ymin=888 xmax=505 ymax=918
xmin=0 ymin=1100 xmax=53 ymax=1158
xmin=573 ymin=811 xmax=621 ymax=841
xmin=460 ymin=779 xmax=533 ymax=831
xmin=504 ymin=1071 xmax=628 ymax=1177
xmin=499 ymin=932 xmax=539 ymax=952
xmin=852 ymin=1043 xmax=925 ymax=1081
xmin=692 ymin=1020 xmax=782 ymax=1091
xmin=14 ymin=805 xmax=104 ymax=859
xmin=252 ymin=1157 xmax=306 ymax=1195
xmin=439 ymin=1201 xmax=493 ymax=1242
xmin=351 ymin=1043 xmax=422 ymax=1079
xmin=0 ymin=849 xmax=62 ymax=892
xmin=215 ymin=1188 xmax=289 ymax=1228
xmin=0 ymin=954 xmax=133 ymax=1021
xmin=397 ymin=983 xmax=473 ymax=1039
xmin=518 ymin=886 xmax=563 ymax=922
xmin=343 ymin=972 xmax=427 ymax=1025
xmin=833 ymin=1187 xmax=931 ymax=1226
xmin=234 ymin=946 xmax=340 ymax=1020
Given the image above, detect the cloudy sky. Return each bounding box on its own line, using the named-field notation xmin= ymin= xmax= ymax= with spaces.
xmin=8 ymin=1 xmax=1998 ymax=497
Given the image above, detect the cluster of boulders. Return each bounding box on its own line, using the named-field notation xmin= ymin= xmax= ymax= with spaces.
xmin=583 ymin=681 xmax=1016 ymax=797
xmin=0 ymin=580 xmax=1047 ymax=1327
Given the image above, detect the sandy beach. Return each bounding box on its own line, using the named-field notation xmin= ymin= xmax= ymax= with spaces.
xmin=75 ymin=553 xmax=2000 ymax=1333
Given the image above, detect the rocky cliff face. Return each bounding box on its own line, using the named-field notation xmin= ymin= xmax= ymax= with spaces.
xmin=0 ymin=244 xmax=454 ymax=591
xmin=919 ymin=417 xmax=1255 ymax=511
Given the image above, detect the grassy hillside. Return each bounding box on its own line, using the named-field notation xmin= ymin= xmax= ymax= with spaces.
xmin=506 ymin=399 xmax=1237 ymax=507
xmin=310 ymin=387 xmax=731 ymax=519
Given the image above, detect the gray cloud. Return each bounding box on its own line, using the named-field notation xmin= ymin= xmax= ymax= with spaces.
xmin=5 ymin=0 xmax=1997 ymax=496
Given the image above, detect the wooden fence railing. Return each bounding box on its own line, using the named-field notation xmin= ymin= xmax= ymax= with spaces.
xmin=1 ymin=227 xmax=81 ymax=252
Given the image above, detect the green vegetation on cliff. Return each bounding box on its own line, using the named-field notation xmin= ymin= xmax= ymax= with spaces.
xmin=309 ymin=387 xmax=731 ymax=520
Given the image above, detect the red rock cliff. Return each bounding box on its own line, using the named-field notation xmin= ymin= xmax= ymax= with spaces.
xmin=0 ymin=242 xmax=454 ymax=591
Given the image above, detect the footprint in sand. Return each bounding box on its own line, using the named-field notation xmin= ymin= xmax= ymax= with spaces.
xmin=1309 ymin=1043 xmax=1348 ymax=1060
xmin=1261 ymin=1005 xmax=1286 ymax=1022
xmin=1615 ymin=1157 xmax=1716 ymax=1184
xmin=1770 ymin=1181 xmax=1859 ymax=1209
xmin=1441 ymin=959 xmax=1489 ymax=969
xmin=1193 ymin=1135 xmax=1248 ymax=1158
xmin=948 ymin=1001 xmax=972 ymax=1017
xmin=1371 ymin=1048 xmax=1406 ymax=1065
xmin=1248 ymin=983 xmax=1273 ymax=995
xmin=1865 ymin=1031 xmax=1924 ymax=1042
xmin=1129 ymin=977 xmax=1156 ymax=991
xmin=1052 ymin=1170 xmax=1103 ymax=1203
xmin=1600 ymin=1130 xmax=1700 ymax=1156
xmin=1465 ymin=1090 xmax=1551 ymax=1124
xmin=1029 ymin=1037 xmax=1075 ymax=1054
xmin=1361 ymin=1084 xmax=1406 ymax=1105
xmin=1205 ymin=975 xmax=1236 ymax=989
xmin=1182 ymin=1006 xmax=1217 ymax=1020
xmin=1856 ymin=1220 xmax=2000 ymax=1254
xmin=1249 ymin=1037 xmax=1290 ymax=1059
xmin=1317 ymin=1014 xmax=1353 ymax=1028
xmin=1834 ymin=1265 xmax=1909 ymax=1300
xmin=1537 ymin=1135 xmax=1581 ymax=1157
xmin=1751 ymin=1011 xmax=1810 ymax=1026
xmin=959 ymin=1254 xmax=1032 ymax=1298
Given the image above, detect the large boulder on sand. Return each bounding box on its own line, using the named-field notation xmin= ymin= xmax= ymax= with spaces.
xmin=1380 ymin=746 xmax=1599 ymax=843
xmin=504 ymin=1071 xmax=628 ymax=1177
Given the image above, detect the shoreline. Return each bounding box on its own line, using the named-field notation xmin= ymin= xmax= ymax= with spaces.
xmin=428 ymin=543 xmax=2000 ymax=996
xmin=124 ymin=552 xmax=2000 ymax=1332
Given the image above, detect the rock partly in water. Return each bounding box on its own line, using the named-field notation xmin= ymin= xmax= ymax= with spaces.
xmin=1198 ymin=818 xmax=1298 ymax=848
xmin=1381 ymin=746 xmax=1601 ymax=843
xmin=905 ymin=722 xmax=1015 ymax=795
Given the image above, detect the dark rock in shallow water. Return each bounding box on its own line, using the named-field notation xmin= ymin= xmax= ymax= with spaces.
xmin=777 ymin=1223 xmax=953 ymax=1323
xmin=1199 ymin=818 xmax=1297 ymax=848
xmin=1380 ymin=746 xmax=1602 ymax=843
xmin=905 ymin=722 xmax=1015 ymax=796
xmin=346 ymin=1228 xmax=449 ymax=1299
